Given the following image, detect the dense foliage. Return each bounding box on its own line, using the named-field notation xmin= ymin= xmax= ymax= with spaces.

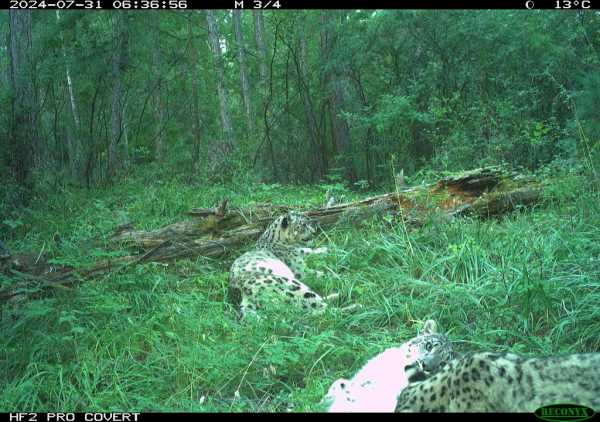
xmin=1 ymin=10 xmax=599 ymax=202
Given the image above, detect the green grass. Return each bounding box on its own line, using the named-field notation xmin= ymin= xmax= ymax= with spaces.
xmin=1 ymin=167 xmax=599 ymax=411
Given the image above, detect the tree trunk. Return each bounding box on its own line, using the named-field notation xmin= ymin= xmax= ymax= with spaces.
xmin=321 ymin=11 xmax=355 ymax=183
xmin=351 ymin=68 xmax=374 ymax=185
xmin=56 ymin=11 xmax=84 ymax=184
xmin=152 ymin=27 xmax=165 ymax=162
xmin=187 ymin=15 xmax=202 ymax=177
xmin=122 ymin=105 xmax=129 ymax=169
xmin=283 ymin=48 xmax=293 ymax=182
xmin=205 ymin=10 xmax=234 ymax=152
xmin=8 ymin=10 xmax=37 ymax=206
xmin=108 ymin=12 xmax=128 ymax=180
xmin=329 ymin=81 xmax=354 ymax=180
xmin=253 ymin=10 xmax=268 ymax=90
xmin=251 ymin=10 xmax=273 ymax=177
xmin=233 ymin=10 xmax=254 ymax=136
xmin=2 ymin=26 xmax=8 ymax=88
xmin=296 ymin=29 xmax=325 ymax=181
xmin=83 ymin=75 xmax=104 ymax=188
xmin=262 ymin=16 xmax=281 ymax=182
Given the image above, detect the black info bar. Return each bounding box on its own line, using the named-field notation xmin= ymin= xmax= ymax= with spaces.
xmin=7 ymin=415 xmax=140 ymax=422
xmin=4 ymin=0 xmax=599 ymax=9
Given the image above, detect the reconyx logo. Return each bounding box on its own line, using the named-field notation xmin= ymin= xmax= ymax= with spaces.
xmin=535 ymin=404 xmax=596 ymax=422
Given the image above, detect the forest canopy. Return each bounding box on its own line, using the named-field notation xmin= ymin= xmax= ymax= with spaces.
xmin=1 ymin=10 xmax=599 ymax=208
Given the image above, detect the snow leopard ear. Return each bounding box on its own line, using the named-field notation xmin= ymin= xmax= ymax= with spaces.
xmin=422 ymin=319 xmax=438 ymax=335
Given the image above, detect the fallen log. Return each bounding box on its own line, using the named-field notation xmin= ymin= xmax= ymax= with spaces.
xmin=0 ymin=166 xmax=542 ymax=302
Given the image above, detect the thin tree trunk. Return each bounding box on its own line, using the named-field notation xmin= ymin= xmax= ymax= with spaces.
xmin=206 ymin=10 xmax=234 ymax=152
xmin=351 ymin=68 xmax=374 ymax=185
xmin=123 ymin=105 xmax=129 ymax=169
xmin=108 ymin=13 xmax=128 ymax=180
xmin=2 ymin=25 xmax=8 ymax=89
xmin=56 ymin=10 xmax=84 ymax=184
xmin=283 ymin=47 xmax=292 ymax=182
xmin=253 ymin=10 xmax=268 ymax=90
xmin=233 ymin=10 xmax=254 ymax=136
xmin=296 ymin=29 xmax=325 ymax=180
xmin=328 ymin=81 xmax=353 ymax=180
xmin=8 ymin=10 xmax=37 ymax=205
xmin=84 ymin=75 xmax=104 ymax=188
xmin=262 ymin=16 xmax=281 ymax=182
xmin=321 ymin=11 xmax=355 ymax=182
xmin=152 ymin=28 xmax=165 ymax=162
xmin=187 ymin=15 xmax=202 ymax=176
xmin=251 ymin=10 xmax=272 ymax=177
xmin=108 ymin=18 xmax=120 ymax=179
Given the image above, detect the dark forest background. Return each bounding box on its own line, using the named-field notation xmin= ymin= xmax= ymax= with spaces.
xmin=2 ymin=10 xmax=599 ymax=210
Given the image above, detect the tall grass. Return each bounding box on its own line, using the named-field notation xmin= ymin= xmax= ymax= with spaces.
xmin=1 ymin=168 xmax=599 ymax=411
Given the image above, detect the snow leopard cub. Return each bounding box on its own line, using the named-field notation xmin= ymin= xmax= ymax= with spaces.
xmin=324 ymin=320 xmax=454 ymax=412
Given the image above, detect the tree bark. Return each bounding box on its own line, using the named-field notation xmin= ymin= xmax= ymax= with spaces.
xmin=1 ymin=26 xmax=8 ymax=88
xmin=253 ymin=10 xmax=268 ymax=89
xmin=206 ymin=10 xmax=235 ymax=152
xmin=321 ymin=11 xmax=355 ymax=183
xmin=8 ymin=10 xmax=37 ymax=206
xmin=56 ymin=11 xmax=84 ymax=184
xmin=263 ymin=16 xmax=281 ymax=182
xmin=108 ymin=12 xmax=128 ymax=180
xmin=283 ymin=48 xmax=293 ymax=182
xmin=351 ymin=68 xmax=374 ymax=185
xmin=152 ymin=24 xmax=165 ymax=162
xmin=187 ymin=15 xmax=202 ymax=176
xmin=122 ymin=105 xmax=129 ymax=169
xmin=233 ymin=10 xmax=254 ymax=136
xmin=296 ymin=29 xmax=325 ymax=180
xmin=251 ymin=10 xmax=274 ymax=178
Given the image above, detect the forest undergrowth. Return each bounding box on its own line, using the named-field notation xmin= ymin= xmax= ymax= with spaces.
xmin=1 ymin=165 xmax=599 ymax=411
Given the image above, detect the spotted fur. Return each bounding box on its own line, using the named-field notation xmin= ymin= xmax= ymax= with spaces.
xmin=396 ymin=351 xmax=600 ymax=412
xmin=324 ymin=320 xmax=455 ymax=412
xmin=229 ymin=211 xmax=331 ymax=318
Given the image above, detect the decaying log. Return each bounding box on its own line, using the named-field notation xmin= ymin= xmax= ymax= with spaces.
xmin=0 ymin=166 xmax=542 ymax=302
xmin=451 ymin=186 xmax=542 ymax=218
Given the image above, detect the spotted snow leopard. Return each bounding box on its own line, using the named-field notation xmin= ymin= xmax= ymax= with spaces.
xmin=323 ymin=320 xmax=455 ymax=412
xmin=229 ymin=211 xmax=339 ymax=318
xmin=395 ymin=351 xmax=600 ymax=412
